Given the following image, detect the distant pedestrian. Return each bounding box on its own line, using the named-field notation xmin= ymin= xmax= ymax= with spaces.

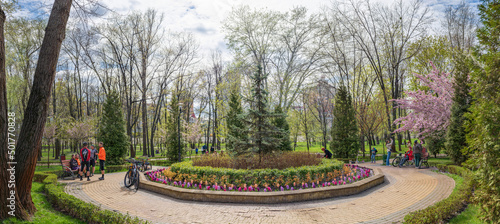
xmin=79 ymin=142 xmax=91 ymax=181
xmin=370 ymin=148 xmax=377 ymax=163
xmin=386 ymin=138 xmax=393 ymax=166
xmin=210 ymin=146 xmax=215 ymax=153
xmin=195 ymin=148 xmax=198 ymax=154
xmin=322 ymin=147 xmax=332 ymax=159
xmin=98 ymin=142 xmax=106 ymax=180
xmin=413 ymin=140 xmax=423 ymax=168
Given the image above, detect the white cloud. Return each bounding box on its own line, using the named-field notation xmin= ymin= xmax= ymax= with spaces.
xmin=95 ymin=0 xmax=477 ymax=64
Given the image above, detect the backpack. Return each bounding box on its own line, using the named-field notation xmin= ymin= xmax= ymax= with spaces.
xmin=81 ymin=147 xmax=89 ymax=160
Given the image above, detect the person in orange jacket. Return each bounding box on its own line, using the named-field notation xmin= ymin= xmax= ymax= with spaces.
xmin=98 ymin=142 xmax=106 ymax=180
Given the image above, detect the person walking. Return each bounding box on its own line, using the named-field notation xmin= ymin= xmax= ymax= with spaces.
xmin=89 ymin=145 xmax=97 ymax=177
xmin=386 ymin=138 xmax=393 ymax=166
xmin=413 ymin=140 xmax=423 ymax=168
xmin=79 ymin=142 xmax=91 ymax=181
xmin=322 ymin=147 xmax=332 ymax=159
xmin=195 ymin=147 xmax=198 ymax=155
xmin=98 ymin=142 xmax=106 ymax=180
xmin=370 ymin=147 xmax=377 ymax=163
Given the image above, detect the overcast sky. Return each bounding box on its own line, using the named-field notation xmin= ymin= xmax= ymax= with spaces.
xmin=17 ymin=0 xmax=481 ymax=64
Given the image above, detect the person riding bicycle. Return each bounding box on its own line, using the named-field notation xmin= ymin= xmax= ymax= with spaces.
xmin=398 ymin=148 xmax=414 ymax=168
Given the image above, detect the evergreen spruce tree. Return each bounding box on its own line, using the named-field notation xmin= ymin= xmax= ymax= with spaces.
xmin=226 ymin=87 xmax=246 ymax=153
xmin=330 ymin=86 xmax=359 ymax=158
xmin=273 ymin=105 xmax=292 ymax=151
xmin=98 ymin=91 xmax=128 ymax=165
xmin=165 ymin=94 xmax=184 ymax=163
xmin=232 ymin=65 xmax=281 ymax=163
xmin=445 ymin=54 xmax=472 ymax=165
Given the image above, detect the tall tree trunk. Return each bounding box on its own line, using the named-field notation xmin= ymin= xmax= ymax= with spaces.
xmin=0 ymin=6 xmax=22 ymax=220
xmin=13 ymin=0 xmax=72 ymax=219
xmin=142 ymin=74 xmax=148 ymax=156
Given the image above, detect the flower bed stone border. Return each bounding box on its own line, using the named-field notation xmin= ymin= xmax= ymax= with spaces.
xmin=139 ymin=168 xmax=384 ymax=204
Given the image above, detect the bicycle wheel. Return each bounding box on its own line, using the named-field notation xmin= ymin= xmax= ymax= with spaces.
xmin=138 ymin=164 xmax=144 ymax=172
xmin=124 ymin=170 xmax=133 ymax=188
xmin=134 ymin=170 xmax=140 ymax=191
xmin=392 ymin=157 xmax=401 ymax=167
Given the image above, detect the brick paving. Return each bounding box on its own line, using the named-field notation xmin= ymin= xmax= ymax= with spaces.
xmin=60 ymin=162 xmax=454 ymax=224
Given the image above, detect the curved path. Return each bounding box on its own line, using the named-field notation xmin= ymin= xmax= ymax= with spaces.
xmin=61 ymin=162 xmax=454 ymax=224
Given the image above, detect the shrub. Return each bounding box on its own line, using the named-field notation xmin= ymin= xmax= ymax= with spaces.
xmin=165 ymin=159 xmax=345 ymax=188
xmin=36 ymin=171 xmax=147 ymax=223
xmin=403 ymin=165 xmax=475 ymax=224
xmin=192 ymin=152 xmax=321 ymax=170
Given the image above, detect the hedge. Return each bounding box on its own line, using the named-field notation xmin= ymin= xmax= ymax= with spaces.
xmin=403 ymin=165 xmax=475 ymax=224
xmin=34 ymin=172 xmax=147 ymax=224
xmin=167 ymin=159 xmax=345 ymax=187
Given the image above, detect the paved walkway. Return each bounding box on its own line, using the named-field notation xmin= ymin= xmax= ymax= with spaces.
xmin=60 ymin=162 xmax=454 ymax=224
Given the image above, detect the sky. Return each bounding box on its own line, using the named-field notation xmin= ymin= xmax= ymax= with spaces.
xmin=15 ymin=0 xmax=481 ymax=64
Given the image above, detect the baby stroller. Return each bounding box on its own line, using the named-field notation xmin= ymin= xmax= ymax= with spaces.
xmin=418 ymin=147 xmax=430 ymax=169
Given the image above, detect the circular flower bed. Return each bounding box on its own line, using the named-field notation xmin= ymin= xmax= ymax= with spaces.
xmin=144 ymin=160 xmax=374 ymax=192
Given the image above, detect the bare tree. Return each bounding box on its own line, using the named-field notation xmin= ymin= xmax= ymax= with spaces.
xmin=443 ymin=1 xmax=477 ymax=53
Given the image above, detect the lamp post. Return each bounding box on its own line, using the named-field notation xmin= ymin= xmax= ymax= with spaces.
xmin=178 ymin=103 xmax=183 ymax=162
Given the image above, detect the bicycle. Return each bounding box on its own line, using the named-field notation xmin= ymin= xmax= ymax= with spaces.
xmin=137 ymin=157 xmax=152 ymax=172
xmin=124 ymin=159 xmax=140 ymax=191
xmin=392 ymin=153 xmax=414 ymax=167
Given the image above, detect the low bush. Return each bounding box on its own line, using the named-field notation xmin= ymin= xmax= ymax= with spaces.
xmin=192 ymin=152 xmax=321 ymax=169
xmin=158 ymin=159 xmax=351 ymax=188
xmin=403 ymin=165 xmax=475 ymax=224
xmin=149 ymin=160 xmax=172 ymax=167
xmin=35 ymin=172 xmax=147 ymax=223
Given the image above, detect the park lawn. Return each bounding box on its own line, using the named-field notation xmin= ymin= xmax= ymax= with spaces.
xmin=449 ymin=204 xmax=484 ymax=224
xmin=2 ymin=182 xmax=85 ymax=224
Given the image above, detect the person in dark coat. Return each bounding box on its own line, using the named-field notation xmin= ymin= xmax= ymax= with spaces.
xmin=322 ymin=147 xmax=332 ymax=159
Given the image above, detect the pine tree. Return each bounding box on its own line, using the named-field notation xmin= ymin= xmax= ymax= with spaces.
xmin=273 ymin=105 xmax=292 ymax=151
xmin=98 ymin=91 xmax=128 ymax=165
xmin=330 ymin=86 xmax=359 ymax=158
xmin=226 ymin=87 xmax=246 ymax=153
xmin=232 ymin=65 xmax=280 ymax=162
xmin=165 ymin=94 xmax=184 ymax=163
xmin=445 ymin=54 xmax=472 ymax=165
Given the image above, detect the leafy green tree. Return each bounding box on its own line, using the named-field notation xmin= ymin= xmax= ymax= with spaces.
xmin=232 ymin=65 xmax=280 ymax=162
xmin=165 ymin=94 xmax=184 ymax=163
xmin=273 ymin=105 xmax=292 ymax=151
xmin=330 ymin=86 xmax=359 ymax=158
xmin=465 ymin=1 xmax=500 ymax=222
xmin=226 ymin=87 xmax=246 ymax=153
xmin=446 ymin=54 xmax=472 ymax=165
xmin=426 ymin=134 xmax=445 ymax=158
xmin=98 ymin=91 xmax=128 ymax=165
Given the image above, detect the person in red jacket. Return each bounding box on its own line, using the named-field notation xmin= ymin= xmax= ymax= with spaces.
xmin=79 ymin=142 xmax=91 ymax=181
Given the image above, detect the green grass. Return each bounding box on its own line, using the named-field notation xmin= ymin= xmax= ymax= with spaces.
xmin=2 ymin=182 xmax=85 ymax=224
xmin=449 ymin=204 xmax=484 ymax=224
xmin=433 ymin=170 xmax=484 ymax=224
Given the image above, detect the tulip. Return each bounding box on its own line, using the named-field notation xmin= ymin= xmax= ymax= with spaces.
xmin=207 ymin=186 xmax=210 ymax=190
xmin=322 ymin=183 xmax=325 ymax=187
xmin=194 ymin=184 xmax=198 ymax=188
xmin=328 ymin=182 xmax=331 ymax=186
xmin=264 ymin=188 xmax=267 ymax=192
xmin=291 ymin=187 xmax=294 ymax=191
xmin=244 ymin=187 xmax=248 ymax=191
xmin=286 ymin=185 xmax=290 ymax=190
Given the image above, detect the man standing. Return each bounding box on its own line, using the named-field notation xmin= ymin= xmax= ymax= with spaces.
xmin=386 ymin=138 xmax=393 ymax=166
xmin=98 ymin=142 xmax=106 ymax=180
xmin=80 ymin=142 xmax=91 ymax=181
xmin=89 ymin=145 xmax=97 ymax=177
xmin=413 ymin=140 xmax=423 ymax=168
xmin=322 ymin=147 xmax=332 ymax=159
xmin=370 ymin=148 xmax=378 ymax=163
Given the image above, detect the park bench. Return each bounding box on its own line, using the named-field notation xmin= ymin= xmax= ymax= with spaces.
xmin=60 ymin=159 xmax=78 ymax=180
